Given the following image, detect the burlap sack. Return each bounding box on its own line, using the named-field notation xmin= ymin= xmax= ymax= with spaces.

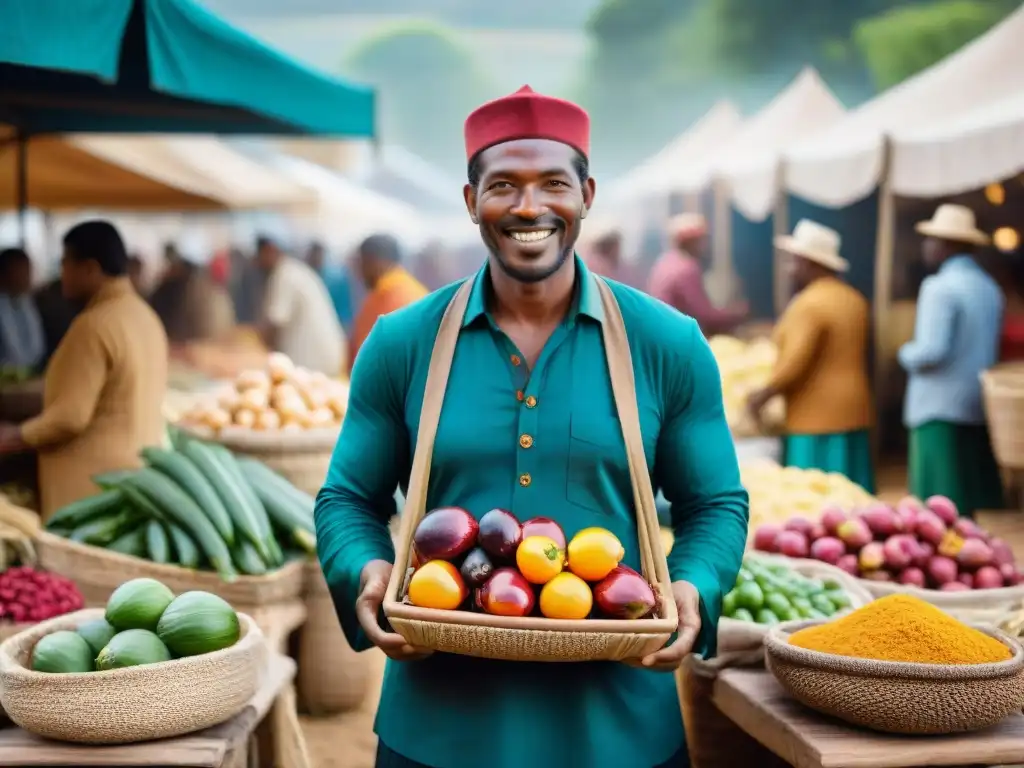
xmin=0 ymin=608 xmax=266 ymax=744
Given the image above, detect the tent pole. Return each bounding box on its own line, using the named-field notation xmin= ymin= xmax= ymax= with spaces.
xmin=772 ymin=161 xmax=789 ymax=316
xmin=16 ymin=131 xmax=28 ymax=248
xmin=872 ymin=138 xmax=895 ymax=473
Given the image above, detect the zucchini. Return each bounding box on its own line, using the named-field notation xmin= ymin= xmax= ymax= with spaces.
xmin=106 ymin=525 xmax=148 ymax=558
xmin=236 ymin=458 xmax=314 ymax=526
xmin=46 ymin=490 xmax=124 ymax=530
xmin=120 ymin=484 xmax=167 ymax=523
xmin=68 ymin=510 xmax=136 ymax=546
xmin=119 ymin=469 xmax=236 ymax=581
xmin=232 ymin=539 xmax=268 ymax=576
xmin=180 ymin=440 xmax=272 ymax=565
xmin=92 ymin=470 xmax=139 ymax=490
xmin=146 ymin=520 xmax=171 ymax=564
xmin=167 ymin=523 xmax=201 ymax=569
xmin=140 ymin=447 xmax=235 ymax=546
xmin=207 ymin=445 xmax=278 ymax=562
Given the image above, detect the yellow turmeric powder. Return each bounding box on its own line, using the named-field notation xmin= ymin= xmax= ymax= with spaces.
xmin=789 ymin=594 xmax=1012 ymax=665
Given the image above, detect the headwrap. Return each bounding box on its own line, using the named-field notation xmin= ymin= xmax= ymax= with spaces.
xmin=464 ymin=85 xmax=590 ymax=161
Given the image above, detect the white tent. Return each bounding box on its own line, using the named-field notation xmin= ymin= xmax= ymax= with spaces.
xmin=715 ymin=68 xmax=846 ymax=221
xmin=785 ymin=4 xmax=1024 ymax=207
xmin=606 ymin=101 xmax=743 ymax=202
xmin=891 ymin=91 xmax=1024 ymax=197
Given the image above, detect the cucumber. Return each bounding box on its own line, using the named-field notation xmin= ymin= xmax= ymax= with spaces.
xmin=206 ymin=445 xmax=278 ymax=565
xmin=120 ymin=484 xmax=168 ymax=523
xmin=166 ymin=523 xmax=201 ymax=569
xmin=46 ymin=490 xmax=124 ymax=530
xmin=146 ymin=520 xmax=171 ymax=564
xmin=232 ymin=539 xmax=268 ymax=576
xmin=236 ymin=458 xmax=314 ymax=518
xmin=92 ymin=470 xmax=140 ymax=490
xmin=68 ymin=510 xmax=136 ymax=546
xmin=106 ymin=525 xmax=148 ymax=558
xmin=140 ymin=447 xmax=235 ymax=546
xmin=180 ymin=440 xmax=272 ymax=565
xmin=119 ymin=469 xmax=236 ymax=581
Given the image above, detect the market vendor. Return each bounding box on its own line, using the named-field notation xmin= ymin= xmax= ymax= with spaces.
xmin=747 ymin=220 xmax=874 ymax=492
xmin=647 ymin=213 xmax=748 ymax=335
xmin=315 ymin=85 xmax=748 ymax=768
xmin=348 ymin=234 xmax=428 ymax=368
xmin=0 ymin=221 xmax=168 ymax=520
xmin=899 ymin=204 xmax=1004 ymax=517
xmin=0 ymin=248 xmax=46 ymax=372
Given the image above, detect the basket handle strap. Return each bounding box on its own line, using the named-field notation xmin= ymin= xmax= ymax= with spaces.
xmin=594 ymin=278 xmax=674 ymax=617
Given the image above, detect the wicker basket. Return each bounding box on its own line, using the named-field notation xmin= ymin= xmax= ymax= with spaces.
xmin=181 ymin=425 xmax=337 ymax=496
xmin=764 ymin=619 xmax=1024 ymax=734
xmin=35 ymin=531 xmax=305 ymax=612
xmin=297 ymin=561 xmax=371 ymax=715
xmin=382 ymin=278 xmax=677 ymax=662
xmin=0 ymin=608 xmax=265 ymax=744
xmin=981 ymin=363 xmax=1024 ymax=470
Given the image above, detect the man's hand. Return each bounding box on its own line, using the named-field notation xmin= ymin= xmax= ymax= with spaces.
xmin=746 ymin=387 xmax=775 ymax=426
xmin=628 ymin=580 xmax=702 ymax=672
xmin=355 ymin=559 xmax=433 ymax=662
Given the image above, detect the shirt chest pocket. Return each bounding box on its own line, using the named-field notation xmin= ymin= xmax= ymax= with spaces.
xmin=566 ymin=407 xmax=629 ymax=515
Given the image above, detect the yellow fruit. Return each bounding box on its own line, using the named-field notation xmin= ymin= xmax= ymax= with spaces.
xmin=567 ymin=527 xmax=625 ymax=581
xmin=516 ymin=536 xmax=566 ymax=584
xmin=539 ymin=572 xmax=593 ymax=619
xmin=660 ymin=527 xmax=674 ymax=556
xmin=407 ymin=561 xmax=468 ymax=610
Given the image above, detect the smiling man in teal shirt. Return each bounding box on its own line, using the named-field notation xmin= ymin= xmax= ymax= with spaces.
xmin=315 ymin=86 xmax=749 ymax=768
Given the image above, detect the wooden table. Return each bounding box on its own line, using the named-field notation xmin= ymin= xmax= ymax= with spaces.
xmin=0 ymin=654 xmax=308 ymax=767
xmin=712 ymin=668 xmax=1024 ymax=768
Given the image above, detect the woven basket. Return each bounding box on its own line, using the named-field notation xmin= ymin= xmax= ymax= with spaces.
xmin=297 ymin=561 xmax=371 ymax=715
xmin=0 ymin=608 xmax=266 ymax=744
xmin=35 ymin=531 xmax=305 ymax=611
xmin=764 ymin=619 xmax=1024 ymax=735
xmin=181 ymin=425 xmax=337 ymax=496
xmin=981 ymin=364 xmax=1024 ymax=470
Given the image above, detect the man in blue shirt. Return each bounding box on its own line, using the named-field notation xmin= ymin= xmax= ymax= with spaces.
xmin=899 ymin=204 xmax=1005 ymax=517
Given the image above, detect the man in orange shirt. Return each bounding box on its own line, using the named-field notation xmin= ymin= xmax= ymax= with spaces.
xmin=349 ymin=234 xmax=429 ymax=369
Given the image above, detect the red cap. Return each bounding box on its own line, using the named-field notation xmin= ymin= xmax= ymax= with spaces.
xmin=464 ymin=85 xmax=590 ymax=161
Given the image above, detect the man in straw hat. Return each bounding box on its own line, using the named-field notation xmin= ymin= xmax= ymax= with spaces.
xmin=899 ymin=203 xmax=1004 ymax=517
xmin=748 ymin=220 xmax=875 ymax=491
xmin=647 ymin=212 xmax=748 ymax=335
xmin=315 ymin=85 xmax=748 ymax=768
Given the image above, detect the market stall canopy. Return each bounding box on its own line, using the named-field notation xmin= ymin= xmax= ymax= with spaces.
xmin=784 ymin=4 xmax=1024 ymax=208
xmin=0 ymin=0 xmax=375 ymax=136
xmin=606 ymin=102 xmax=743 ymax=203
xmin=891 ymin=92 xmax=1024 ymax=197
xmin=714 ymin=68 xmax=846 ymax=221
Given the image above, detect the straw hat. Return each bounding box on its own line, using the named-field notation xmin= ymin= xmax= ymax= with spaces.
xmin=915 ymin=204 xmax=990 ymax=246
xmin=667 ymin=213 xmax=708 ymax=241
xmin=774 ymin=219 xmax=849 ymax=273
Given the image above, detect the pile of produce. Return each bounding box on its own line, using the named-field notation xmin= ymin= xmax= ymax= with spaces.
xmin=708 ymin=335 xmax=784 ymax=435
xmin=723 ymin=557 xmax=852 ymax=626
xmin=753 ymin=495 xmax=1023 ymax=591
xmin=789 ymin=594 xmax=1012 ymax=665
xmin=45 ymin=439 xmax=315 ymax=580
xmin=30 ymin=577 xmax=241 ymax=673
xmin=742 ymin=461 xmax=875 ymax=540
xmin=178 ymin=352 xmax=347 ymax=433
xmin=0 ymin=566 xmax=84 ymax=624
xmin=406 ymin=508 xmax=657 ymax=620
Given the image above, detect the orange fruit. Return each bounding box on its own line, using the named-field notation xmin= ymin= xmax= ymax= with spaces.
xmin=567 ymin=527 xmax=625 ymax=581
xmin=516 ymin=536 xmax=566 ymax=584
xmin=407 ymin=560 xmax=468 ymax=610
xmin=539 ymin=572 xmax=593 ymax=619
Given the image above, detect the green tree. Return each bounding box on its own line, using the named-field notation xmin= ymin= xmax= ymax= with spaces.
xmin=344 ymin=20 xmax=492 ymax=169
xmin=854 ymin=0 xmax=1018 ymax=89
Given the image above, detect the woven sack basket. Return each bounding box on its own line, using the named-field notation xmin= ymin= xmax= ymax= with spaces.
xmin=981 ymin=363 xmax=1024 ymax=470
xmin=857 ymin=576 xmax=1024 ymax=626
xmin=764 ymin=619 xmax=1024 ymax=735
xmin=35 ymin=530 xmax=305 ymax=611
xmin=297 ymin=561 xmax=371 ymax=715
xmin=383 ymin=278 xmax=677 ymax=662
xmin=0 ymin=608 xmax=266 ymax=744
xmin=180 ymin=425 xmax=337 ymax=496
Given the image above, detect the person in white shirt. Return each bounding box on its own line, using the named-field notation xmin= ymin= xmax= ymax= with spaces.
xmin=256 ymin=236 xmax=346 ymax=376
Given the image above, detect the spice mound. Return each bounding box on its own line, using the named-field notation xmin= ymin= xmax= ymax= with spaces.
xmin=788 ymin=594 xmax=1013 ymax=665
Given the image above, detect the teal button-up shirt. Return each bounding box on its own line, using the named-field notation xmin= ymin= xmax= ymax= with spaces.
xmin=315 ymin=257 xmax=748 ymax=768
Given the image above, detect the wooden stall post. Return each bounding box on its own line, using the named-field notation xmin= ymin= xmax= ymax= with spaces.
xmin=872 ymin=138 xmax=896 ymax=466
xmin=710 ymin=177 xmax=739 ymax=304
xmin=772 ymin=161 xmax=790 ymax=316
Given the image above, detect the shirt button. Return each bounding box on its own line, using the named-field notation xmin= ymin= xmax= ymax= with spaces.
xmin=525 ymin=395 xmax=537 ymax=408
xmin=519 ymin=434 xmax=534 ymax=449
xmin=519 ymin=473 xmax=531 ymax=487
xmin=510 ymin=354 xmax=522 ymax=366
xmin=516 ymin=390 xmax=525 ymax=402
